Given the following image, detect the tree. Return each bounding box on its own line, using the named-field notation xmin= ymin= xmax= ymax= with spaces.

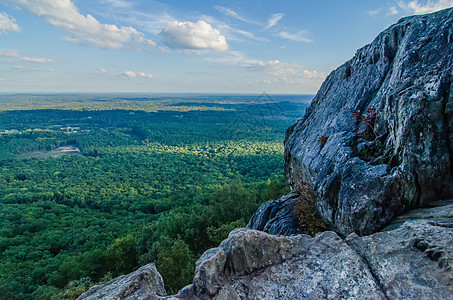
xmin=156 ymin=240 xmax=194 ymax=294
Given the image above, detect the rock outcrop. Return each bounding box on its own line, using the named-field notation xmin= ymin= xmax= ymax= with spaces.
xmin=78 ymin=200 xmax=453 ymax=300
xmin=284 ymin=8 xmax=453 ymax=236
xmin=76 ymin=263 xmax=166 ymax=300
xmin=176 ymin=199 xmax=453 ymax=300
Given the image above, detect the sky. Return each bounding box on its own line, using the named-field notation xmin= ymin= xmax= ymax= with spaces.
xmin=0 ymin=0 xmax=452 ymax=94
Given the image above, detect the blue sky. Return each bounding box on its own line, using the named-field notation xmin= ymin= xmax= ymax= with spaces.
xmin=0 ymin=0 xmax=452 ymax=94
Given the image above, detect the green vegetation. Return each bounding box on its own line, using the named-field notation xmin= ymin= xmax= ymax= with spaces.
xmin=293 ymin=185 xmax=329 ymax=236
xmin=0 ymin=94 xmax=309 ymax=299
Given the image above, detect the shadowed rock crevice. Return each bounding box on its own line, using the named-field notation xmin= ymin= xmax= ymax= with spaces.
xmin=346 ymin=240 xmax=391 ymax=300
xmin=246 ymin=192 xmax=301 ymax=236
xmin=441 ymin=79 xmax=453 ymax=181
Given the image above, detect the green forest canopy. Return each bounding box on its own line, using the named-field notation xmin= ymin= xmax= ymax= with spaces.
xmin=0 ymin=94 xmax=310 ymax=299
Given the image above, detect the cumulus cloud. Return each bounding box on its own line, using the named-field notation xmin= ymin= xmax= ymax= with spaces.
xmin=279 ymin=30 xmax=312 ymax=43
xmin=15 ymin=0 xmax=155 ymax=50
xmin=266 ymin=13 xmax=284 ymax=29
xmin=161 ymin=20 xmax=228 ymax=51
xmin=397 ymin=0 xmax=453 ymax=14
xmin=0 ymin=11 xmax=20 ymax=34
xmin=123 ymin=71 xmax=152 ymax=78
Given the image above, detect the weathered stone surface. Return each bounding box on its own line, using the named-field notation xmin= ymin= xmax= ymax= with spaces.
xmin=170 ymin=200 xmax=453 ymax=300
xmin=347 ymin=199 xmax=453 ymax=300
xmin=86 ymin=201 xmax=453 ymax=300
xmin=182 ymin=229 xmax=386 ymax=300
xmin=246 ymin=192 xmax=300 ymax=236
xmin=77 ymin=263 xmax=166 ymax=300
xmin=284 ymin=8 xmax=453 ymax=236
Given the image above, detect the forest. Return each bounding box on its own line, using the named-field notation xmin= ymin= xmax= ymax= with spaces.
xmin=0 ymin=93 xmax=310 ymax=299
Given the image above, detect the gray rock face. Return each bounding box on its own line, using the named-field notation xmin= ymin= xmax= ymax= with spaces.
xmin=285 ymin=8 xmax=453 ymax=236
xmin=347 ymin=199 xmax=453 ymax=300
xmin=81 ymin=201 xmax=453 ymax=300
xmin=77 ymin=263 xmax=166 ymax=300
xmin=180 ymin=229 xmax=386 ymax=300
xmin=171 ymin=199 xmax=453 ymax=300
xmin=246 ymin=192 xmax=300 ymax=236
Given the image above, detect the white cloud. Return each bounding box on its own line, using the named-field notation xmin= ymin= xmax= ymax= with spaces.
xmin=0 ymin=11 xmax=20 ymax=34
xmin=214 ymin=6 xmax=259 ymax=24
xmin=21 ymin=56 xmax=54 ymax=63
xmin=266 ymin=13 xmax=284 ymax=29
xmin=12 ymin=65 xmax=55 ymax=72
xmin=123 ymin=71 xmax=152 ymax=78
xmin=100 ymin=0 xmax=133 ymax=9
xmin=234 ymin=28 xmax=266 ymax=41
xmin=201 ymin=15 xmax=268 ymax=42
xmin=129 ymin=12 xmax=175 ymax=35
xmin=86 ymin=67 xmax=108 ymax=75
xmin=206 ymin=51 xmax=325 ymax=85
xmin=0 ymin=49 xmax=53 ymax=63
xmin=367 ymin=9 xmax=381 ymax=15
xmin=244 ymin=59 xmax=324 ymax=80
xmin=397 ymin=0 xmax=453 ymax=14
xmin=279 ymin=30 xmax=312 ymax=43
xmin=0 ymin=49 xmax=19 ymax=57
xmin=62 ymin=36 xmax=88 ymax=46
xmin=161 ymin=20 xmax=228 ymax=52
xmin=387 ymin=6 xmax=399 ymax=15
xmin=15 ymin=0 xmax=156 ymax=50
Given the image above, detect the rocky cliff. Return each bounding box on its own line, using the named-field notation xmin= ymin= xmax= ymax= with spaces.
xmin=284 ymin=7 xmax=453 ymax=236
xmin=78 ymin=8 xmax=453 ymax=300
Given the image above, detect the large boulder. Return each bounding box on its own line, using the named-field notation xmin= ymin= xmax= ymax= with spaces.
xmin=284 ymin=7 xmax=453 ymax=236
xmin=76 ymin=263 xmax=166 ymax=300
xmin=173 ymin=199 xmax=453 ymax=300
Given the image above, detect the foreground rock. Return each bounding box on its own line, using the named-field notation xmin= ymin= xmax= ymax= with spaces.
xmin=284 ymin=7 xmax=453 ymax=236
xmin=347 ymin=200 xmax=453 ymax=300
xmin=167 ymin=199 xmax=451 ymax=299
xmin=76 ymin=263 xmax=166 ymax=300
xmin=82 ymin=200 xmax=452 ymax=299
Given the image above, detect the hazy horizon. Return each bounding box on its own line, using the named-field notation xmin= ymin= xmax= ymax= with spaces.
xmin=1 ymin=1 xmax=452 ymax=94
